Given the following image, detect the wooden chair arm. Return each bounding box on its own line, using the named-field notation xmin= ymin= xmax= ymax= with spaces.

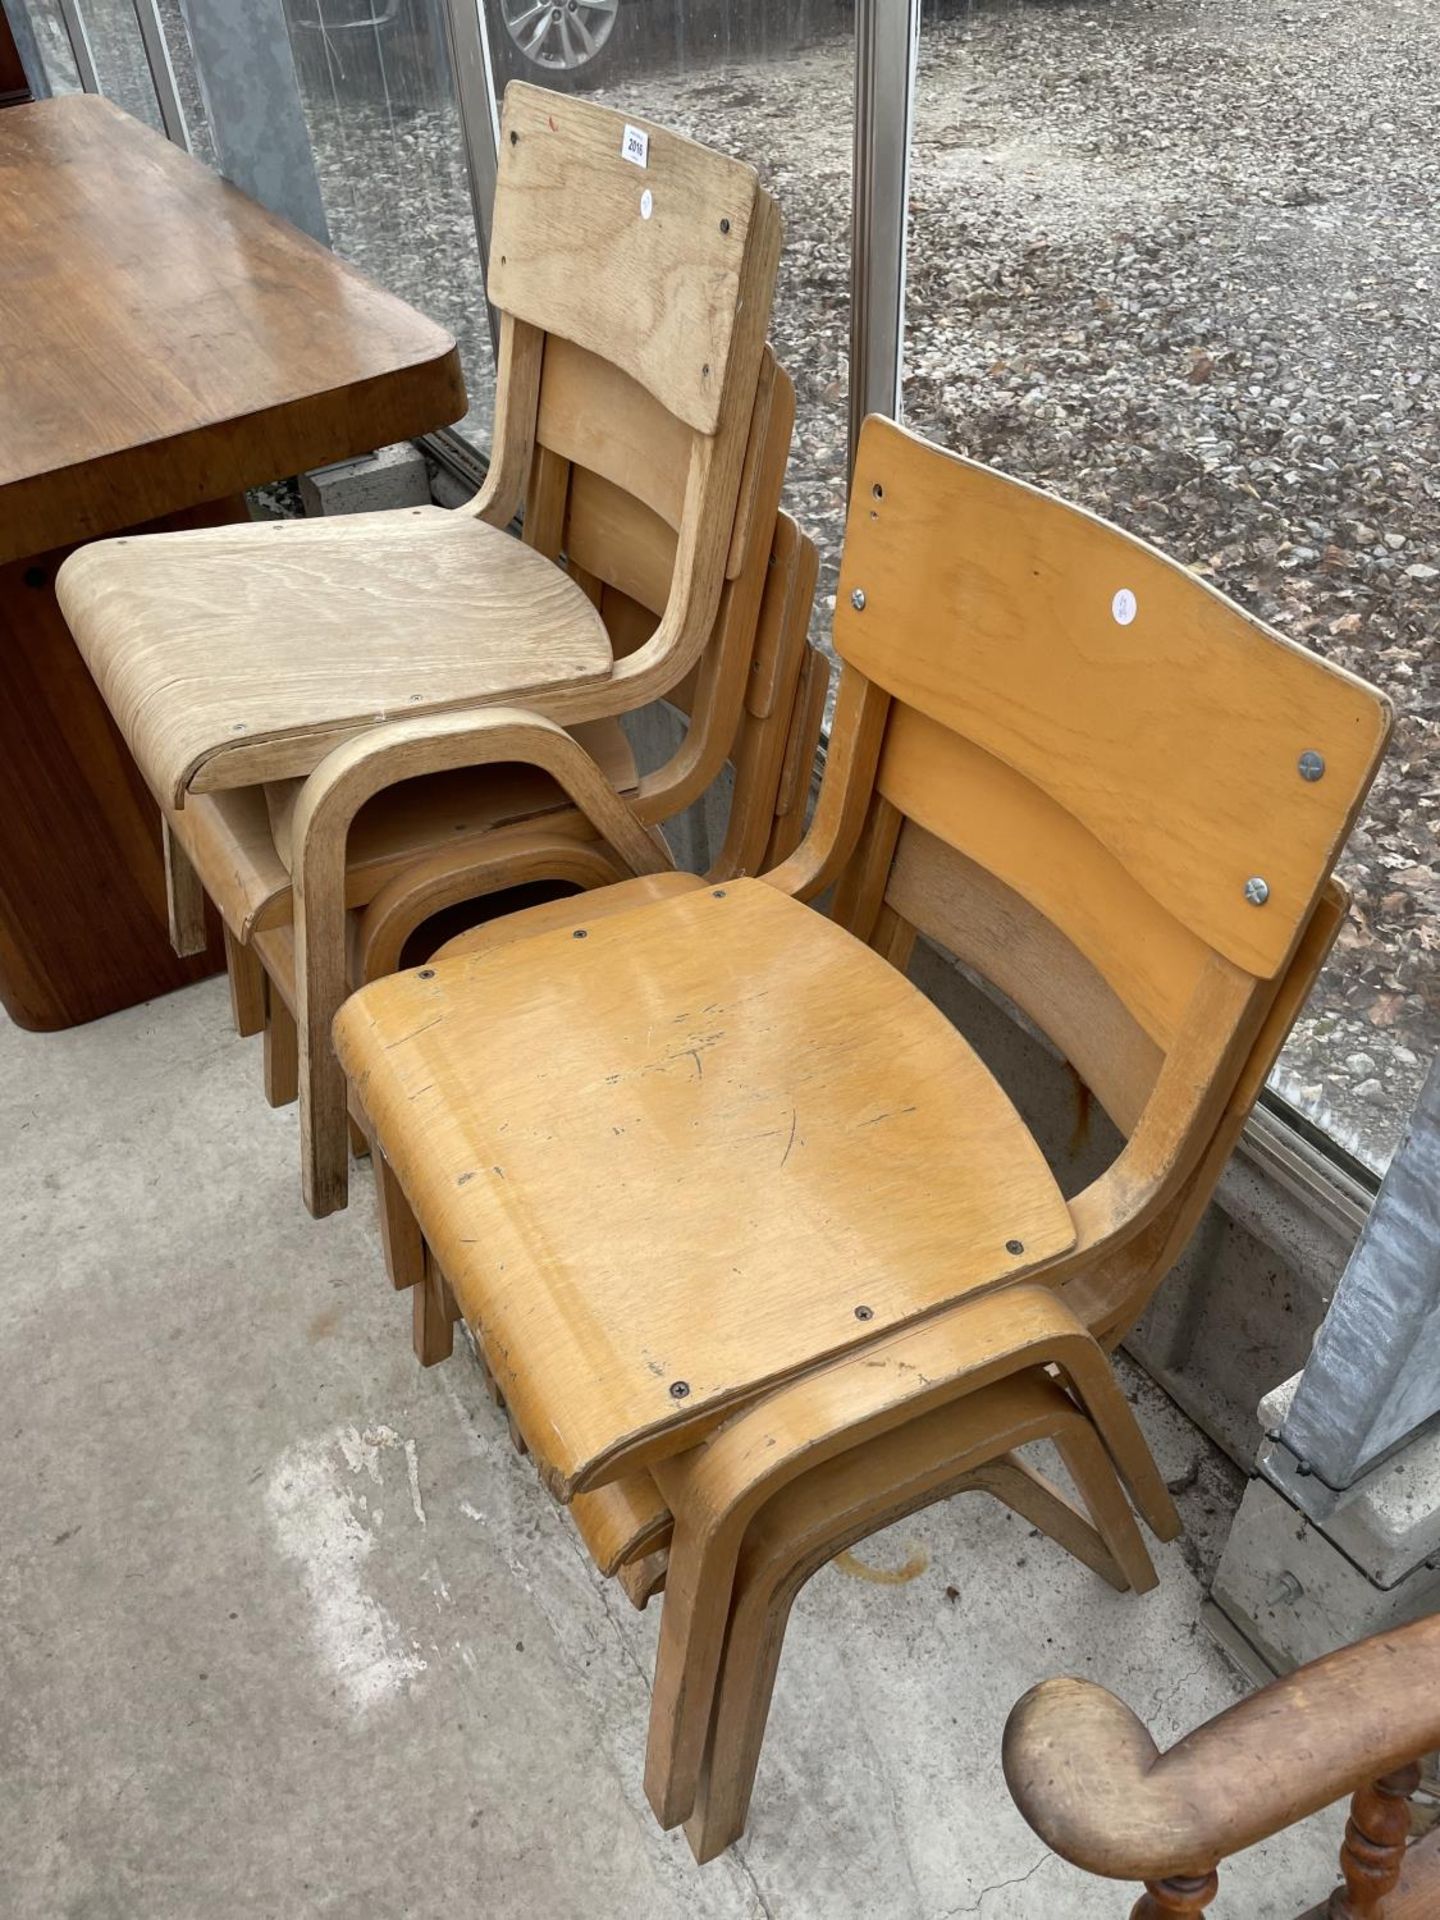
xmin=290 ymin=705 xmax=672 ymax=1218
xmin=1002 ymin=1613 xmax=1440 ymax=1883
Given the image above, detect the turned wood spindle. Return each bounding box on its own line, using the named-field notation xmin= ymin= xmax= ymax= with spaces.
xmin=1327 ymin=1761 xmax=1421 ymax=1919
xmin=1131 ymin=1870 xmax=1220 ymax=1917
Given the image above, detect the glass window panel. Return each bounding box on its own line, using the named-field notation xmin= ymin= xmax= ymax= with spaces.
xmin=18 ymin=1 xmax=84 ymax=90
xmin=73 ymin=0 xmax=163 ymax=128
xmin=149 ymin=0 xmax=218 ymax=166
xmin=480 ymin=0 xmax=857 ymax=644
xmin=905 ymin=0 xmax=1437 ymax=1172
xmin=281 ymin=0 xmax=497 ymax=448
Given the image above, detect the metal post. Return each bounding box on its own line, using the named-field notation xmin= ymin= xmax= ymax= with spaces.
xmin=131 ymin=0 xmax=191 ymax=148
xmin=441 ymin=0 xmax=502 ymax=361
xmin=52 ymin=0 xmax=100 ymax=92
xmin=1279 ymin=1058 xmax=1440 ymax=1488
xmin=176 ymin=0 xmax=330 ymax=244
xmin=848 ymin=0 xmax=920 ymax=470
xmin=3 ymin=0 xmax=51 ymax=97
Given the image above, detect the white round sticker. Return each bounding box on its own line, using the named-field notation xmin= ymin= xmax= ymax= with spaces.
xmin=640 ymin=188 xmax=654 ymax=220
xmin=1112 ymin=587 xmax=1138 ymax=626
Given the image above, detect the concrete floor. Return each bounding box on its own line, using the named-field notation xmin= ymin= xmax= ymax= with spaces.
xmin=1 ymin=978 xmax=1347 ymax=1918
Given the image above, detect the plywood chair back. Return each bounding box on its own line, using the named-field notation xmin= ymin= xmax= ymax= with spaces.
xmin=469 ymin=83 xmax=782 ymax=723
xmin=770 ymin=415 xmax=1392 ymax=1328
xmin=541 ymin=351 xmax=797 ymax=842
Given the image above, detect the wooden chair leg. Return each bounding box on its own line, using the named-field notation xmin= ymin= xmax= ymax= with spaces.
xmin=162 ymin=818 xmax=208 ymax=958
xmin=646 ymin=1287 xmax=1165 ymax=1831
xmin=1046 ymin=1346 xmax=1181 ymax=1545
xmin=681 ymin=1382 xmax=1135 ymax=1862
xmin=224 ymin=928 xmax=265 ymax=1037
xmin=476 ymin=1347 xmax=505 ymax=1408
xmin=1051 ymin=1423 xmax=1159 ymax=1596
xmin=412 ymin=1250 xmax=459 ymax=1367
xmin=465 ymin=1330 xmax=527 ymax=1452
xmin=262 ymin=978 xmax=298 ymax=1108
xmin=977 ymin=1454 xmax=1133 ymax=1593
xmin=375 ymin=1148 xmax=425 ymax=1292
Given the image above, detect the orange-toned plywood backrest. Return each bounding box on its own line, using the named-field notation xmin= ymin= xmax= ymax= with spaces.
xmin=836 ymin=416 xmax=1390 ymax=996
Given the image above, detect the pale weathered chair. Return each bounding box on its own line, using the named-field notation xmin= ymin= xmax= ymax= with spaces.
xmin=1004 ymin=1612 xmax=1440 ymax=1917
xmin=272 ymin=518 xmax=825 ymax=1196
xmin=147 ymin=359 xmax=809 ymax=1198
xmin=56 ymin=80 xmax=782 ymax=1216
xmin=331 ymin=416 xmax=1391 ymax=1852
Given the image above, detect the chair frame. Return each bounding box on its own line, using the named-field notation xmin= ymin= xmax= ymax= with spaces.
xmin=164 ymin=341 xmax=805 ymax=1217
xmin=333 ymin=414 xmax=1391 ymax=1858
xmin=65 ymin=82 xmax=786 ymax=1217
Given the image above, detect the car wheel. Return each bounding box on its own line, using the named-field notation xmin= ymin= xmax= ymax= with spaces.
xmin=500 ymin=0 xmax=620 ymax=76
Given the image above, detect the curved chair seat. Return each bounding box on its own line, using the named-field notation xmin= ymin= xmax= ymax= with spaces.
xmin=57 ymin=504 xmax=614 ymax=806
xmin=334 ymin=875 xmax=1077 ymax=1500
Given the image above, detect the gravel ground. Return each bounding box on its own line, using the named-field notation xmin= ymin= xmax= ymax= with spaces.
xmin=30 ymin=0 xmax=1435 ymax=1169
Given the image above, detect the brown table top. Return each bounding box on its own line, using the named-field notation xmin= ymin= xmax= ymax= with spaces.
xmin=0 ymin=95 xmax=466 ymax=564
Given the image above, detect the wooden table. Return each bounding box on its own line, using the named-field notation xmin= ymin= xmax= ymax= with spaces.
xmin=0 ymin=94 xmax=465 ymax=1029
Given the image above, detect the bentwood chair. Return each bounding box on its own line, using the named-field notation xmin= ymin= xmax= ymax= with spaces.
xmin=331 ymin=416 xmax=1391 ymax=1852
xmin=130 ymin=352 xmax=809 ymax=1205
xmin=56 ymin=81 xmax=782 ymax=1216
xmin=278 ymin=514 xmax=825 ymax=1180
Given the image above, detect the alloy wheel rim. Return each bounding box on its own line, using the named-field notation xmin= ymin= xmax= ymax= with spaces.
xmin=501 ymin=0 xmax=619 ymax=71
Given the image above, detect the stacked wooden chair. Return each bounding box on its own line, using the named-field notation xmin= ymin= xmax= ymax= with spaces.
xmin=332 ymin=414 xmax=1392 ymax=1856
xmin=335 ymin=500 xmax=824 ymax=1010
xmin=125 ymin=364 xmax=821 ymax=1190
xmin=1005 ymin=1611 xmax=1440 ymax=1916
xmin=55 ymin=82 xmax=784 ymax=1218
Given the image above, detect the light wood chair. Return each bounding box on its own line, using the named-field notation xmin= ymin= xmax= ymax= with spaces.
xmin=332 ymin=416 xmax=1391 ymax=1852
xmin=1004 ymin=1612 xmax=1440 ymax=1916
xmin=176 ymin=479 xmax=818 ymax=1204
xmin=344 ymin=502 xmax=817 ymax=996
xmin=56 ymin=80 xmax=782 ymax=1217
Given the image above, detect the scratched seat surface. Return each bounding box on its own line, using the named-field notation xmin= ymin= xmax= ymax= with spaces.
xmin=57 ymin=506 xmax=614 ymax=807
xmin=335 ymin=877 xmax=1076 ymax=1499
